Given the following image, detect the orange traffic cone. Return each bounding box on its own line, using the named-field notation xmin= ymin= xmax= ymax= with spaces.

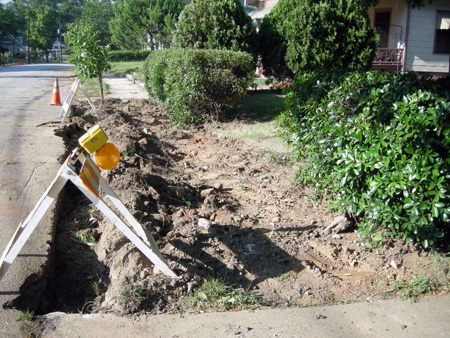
xmin=50 ymin=78 xmax=62 ymax=106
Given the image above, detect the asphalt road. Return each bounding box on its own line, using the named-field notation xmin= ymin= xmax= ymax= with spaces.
xmin=0 ymin=63 xmax=74 ymax=337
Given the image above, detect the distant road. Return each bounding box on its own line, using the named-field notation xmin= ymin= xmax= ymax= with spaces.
xmin=0 ymin=63 xmax=74 ymax=337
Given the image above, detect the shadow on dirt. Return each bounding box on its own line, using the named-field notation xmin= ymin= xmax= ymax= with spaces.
xmin=167 ymin=223 xmax=315 ymax=289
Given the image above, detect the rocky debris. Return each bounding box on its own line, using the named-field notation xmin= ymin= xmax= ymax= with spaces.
xmin=322 ymin=212 xmax=354 ymax=234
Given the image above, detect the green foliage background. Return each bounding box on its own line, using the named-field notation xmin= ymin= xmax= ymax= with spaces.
xmin=173 ymin=0 xmax=257 ymax=58
xmin=109 ymin=50 xmax=152 ymax=62
xmin=278 ymin=71 xmax=450 ymax=247
xmin=258 ymin=0 xmax=378 ymax=79
xmin=110 ymin=0 xmax=184 ymax=50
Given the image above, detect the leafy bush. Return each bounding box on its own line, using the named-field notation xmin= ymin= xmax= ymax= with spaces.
xmin=172 ymin=0 xmax=257 ymax=58
xmin=143 ymin=48 xmax=255 ymax=126
xmin=109 ymin=50 xmax=152 ymax=61
xmin=278 ymin=71 xmax=450 ymax=247
xmin=258 ymin=0 xmax=377 ymax=79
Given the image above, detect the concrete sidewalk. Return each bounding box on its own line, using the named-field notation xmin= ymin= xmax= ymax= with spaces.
xmin=0 ymin=64 xmax=74 ymax=337
xmin=38 ymin=293 xmax=450 ymax=338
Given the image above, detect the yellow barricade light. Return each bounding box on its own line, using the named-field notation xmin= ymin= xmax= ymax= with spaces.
xmin=79 ymin=125 xmax=120 ymax=170
xmin=95 ymin=143 xmax=120 ymax=170
xmin=78 ymin=125 xmax=108 ymax=154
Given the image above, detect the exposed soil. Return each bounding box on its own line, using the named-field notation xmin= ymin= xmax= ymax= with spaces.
xmin=40 ymin=97 xmax=448 ymax=316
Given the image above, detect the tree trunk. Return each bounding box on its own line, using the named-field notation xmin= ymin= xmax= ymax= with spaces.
xmin=99 ymin=73 xmax=104 ymax=105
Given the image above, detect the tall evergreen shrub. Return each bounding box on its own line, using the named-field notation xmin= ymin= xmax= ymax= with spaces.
xmin=258 ymin=0 xmax=377 ymax=79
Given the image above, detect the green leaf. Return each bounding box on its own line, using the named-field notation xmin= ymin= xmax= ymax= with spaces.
xmin=432 ymin=205 xmax=439 ymax=218
xmin=404 ymin=198 xmax=414 ymax=209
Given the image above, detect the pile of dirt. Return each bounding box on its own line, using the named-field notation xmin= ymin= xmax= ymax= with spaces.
xmin=43 ymin=97 xmax=447 ymax=316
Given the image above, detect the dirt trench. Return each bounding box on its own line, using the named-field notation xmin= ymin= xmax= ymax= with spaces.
xmin=17 ymin=97 xmax=446 ymax=317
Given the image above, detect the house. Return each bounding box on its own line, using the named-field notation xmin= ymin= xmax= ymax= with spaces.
xmin=247 ymin=0 xmax=450 ymax=76
xmin=47 ymin=40 xmax=66 ymax=58
xmin=1 ymin=33 xmax=27 ymax=56
xmin=369 ymin=0 xmax=450 ymax=75
xmin=248 ymin=0 xmax=278 ymax=30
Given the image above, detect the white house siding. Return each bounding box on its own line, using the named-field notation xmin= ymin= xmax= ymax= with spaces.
xmin=369 ymin=0 xmax=408 ymax=49
xmin=406 ymin=0 xmax=450 ymax=73
xmin=370 ymin=0 xmax=450 ymax=74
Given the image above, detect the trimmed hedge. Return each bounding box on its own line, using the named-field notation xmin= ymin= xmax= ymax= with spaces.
xmin=143 ymin=48 xmax=255 ymax=125
xmin=278 ymin=71 xmax=450 ymax=248
xmin=109 ymin=50 xmax=152 ymax=61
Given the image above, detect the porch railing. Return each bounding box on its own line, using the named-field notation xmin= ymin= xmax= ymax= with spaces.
xmin=372 ymin=48 xmax=404 ymax=72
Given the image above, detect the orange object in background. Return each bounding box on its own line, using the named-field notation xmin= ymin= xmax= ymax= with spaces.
xmin=50 ymin=78 xmax=62 ymax=105
xmin=94 ymin=143 xmax=120 ymax=170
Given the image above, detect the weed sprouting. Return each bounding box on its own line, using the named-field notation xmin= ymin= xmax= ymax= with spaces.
xmin=20 ymin=308 xmax=34 ymax=321
xmin=91 ymin=281 xmax=107 ymax=296
xmin=236 ymin=185 xmax=250 ymax=192
xmin=120 ymin=283 xmax=148 ymax=310
xmin=71 ymin=229 xmax=96 ymax=244
xmin=267 ymin=152 xmax=292 ymax=166
xmin=381 ymin=273 xmax=449 ymax=302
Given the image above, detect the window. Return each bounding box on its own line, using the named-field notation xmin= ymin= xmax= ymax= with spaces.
xmin=434 ymin=11 xmax=450 ymax=54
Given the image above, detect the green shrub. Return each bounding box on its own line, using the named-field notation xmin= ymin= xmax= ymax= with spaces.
xmin=109 ymin=50 xmax=152 ymax=62
xmin=258 ymin=0 xmax=377 ymax=79
xmin=173 ymin=0 xmax=257 ymax=58
xmin=143 ymin=48 xmax=255 ymax=126
xmin=278 ymin=71 xmax=450 ymax=247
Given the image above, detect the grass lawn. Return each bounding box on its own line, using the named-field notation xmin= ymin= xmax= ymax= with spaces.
xmin=209 ymin=92 xmax=286 ymax=153
xmin=79 ymin=78 xmax=108 ymax=99
xmin=109 ymin=61 xmax=145 ymax=77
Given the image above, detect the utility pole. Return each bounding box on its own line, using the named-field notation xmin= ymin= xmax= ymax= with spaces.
xmin=27 ymin=7 xmax=30 ymax=64
xmin=59 ymin=20 xmax=62 ymax=63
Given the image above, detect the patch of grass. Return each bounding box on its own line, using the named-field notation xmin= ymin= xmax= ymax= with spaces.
xmin=120 ymin=283 xmax=148 ymax=308
xmin=210 ymin=92 xmax=285 ymax=145
xmin=237 ymin=92 xmax=285 ymax=122
xmin=214 ymin=120 xmax=278 ymax=141
xmin=280 ymin=273 xmax=291 ymax=281
xmin=381 ymin=252 xmax=450 ymax=302
xmin=267 ymin=151 xmax=293 ymax=166
xmin=109 ymin=61 xmax=145 ymax=77
xmin=181 ymin=277 xmax=261 ymax=311
xmin=382 ymin=273 xmax=449 ymax=302
xmin=79 ymin=78 xmax=108 ymax=98
xmin=236 ymin=185 xmax=250 ymax=192
xmin=253 ymin=78 xmax=271 ymax=85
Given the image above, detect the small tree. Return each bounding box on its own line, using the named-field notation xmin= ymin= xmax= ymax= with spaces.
xmin=173 ymin=0 xmax=257 ymax=57
xmin=259 ymin=0 xmax=378 ymax=78
xmin=65 ymin=22 xmax=110 ymax=104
